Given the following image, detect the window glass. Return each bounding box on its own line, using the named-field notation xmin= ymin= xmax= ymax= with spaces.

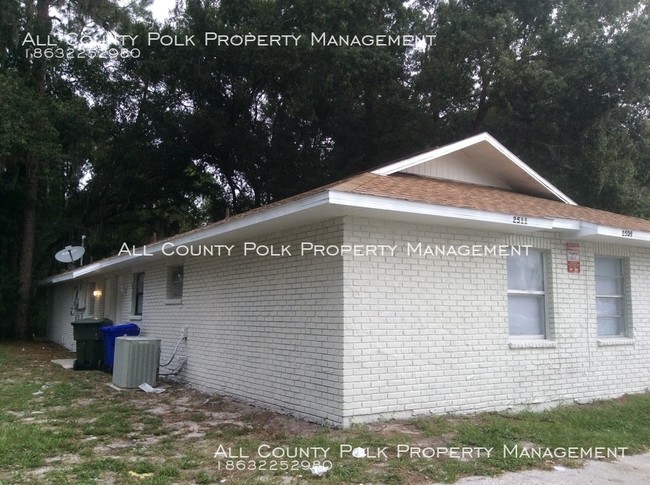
xmin=595 ymin=257 xmax=625 ymax=336
xmin=595 ymin=257 xmax=622 ymax=277
xmin=598 ymin=317 xmax=622 ymax=336
xmin=507 ymin=252 xmax=544 ymax=291
xmin=133 ymin=273 xmax=144 ymax=316
xmin=167 ymin=266 xmax=184 ymax=300
xmin=508 ymin=294 xmax=545 ymax=336
xmin=596 ymin=297 xmax=622 ymax=318
xmin=507 ymin=250 xmax=546 ymax=338
xmin=595 ymin=276 xmax=622 ymax=295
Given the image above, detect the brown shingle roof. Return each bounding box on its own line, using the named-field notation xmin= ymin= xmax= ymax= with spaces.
xmin=43 ymin=168 xmax=650 ymax=283
xmin=331 ymin=172 xmax=650 ymax=232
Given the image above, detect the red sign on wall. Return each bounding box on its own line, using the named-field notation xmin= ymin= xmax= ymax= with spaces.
xmin=567 ymin=260 xmax=581 ymax=272
xmin=565 ymin=242 xmax=581 ymax=273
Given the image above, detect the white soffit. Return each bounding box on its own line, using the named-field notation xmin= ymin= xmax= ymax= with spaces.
xmin=372 ymin=133 xmax=577 ymax=205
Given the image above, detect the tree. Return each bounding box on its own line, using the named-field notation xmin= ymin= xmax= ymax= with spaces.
xmin=415 ymin=0 xmax=650 ymax=211
xmin=0 ymin=0 xmax=152 ymax=338
xmin=2 ymin=0 xmax=648 ymax=338
xmin=3 ymin=0 xmax=54 ymax=339
xmin=142 ymin=0 xmax=433 ymax=212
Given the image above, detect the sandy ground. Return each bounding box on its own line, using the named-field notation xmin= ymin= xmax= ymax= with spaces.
xmin=5 ymin=343 xmax=650 ymax=484
xmin=440 ymin=451 xmax=650 ymax=484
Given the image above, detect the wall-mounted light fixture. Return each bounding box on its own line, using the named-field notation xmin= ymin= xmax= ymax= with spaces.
xmin=93 ymin=289 xmax=103 ymax=298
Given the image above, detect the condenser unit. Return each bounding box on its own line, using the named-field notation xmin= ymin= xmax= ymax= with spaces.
xmin=112 ymin=336 xmax=161 ymax=388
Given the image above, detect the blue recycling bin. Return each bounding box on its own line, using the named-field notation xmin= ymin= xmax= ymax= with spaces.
xmin=99 ymin=323 xmax=140 ymax=371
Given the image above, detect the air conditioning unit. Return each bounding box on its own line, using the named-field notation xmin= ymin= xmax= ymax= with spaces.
xmin=112 ymin=336 xmax=161 ymax=388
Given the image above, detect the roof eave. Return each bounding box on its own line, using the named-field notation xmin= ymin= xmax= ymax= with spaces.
xmin=41 ymin=179 xmax=650 ymax=287
xmin=40 ymin=191 xmax=332 ymax=285
xmin=328 ymin=191 xmax=650 ymax=247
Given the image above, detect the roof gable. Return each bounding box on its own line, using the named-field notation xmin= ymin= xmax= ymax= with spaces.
xmin=372 ymin=132 xmax=576 ymax=205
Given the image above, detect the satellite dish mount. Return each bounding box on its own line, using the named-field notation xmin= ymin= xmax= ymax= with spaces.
xmin=55 ymin=245 xmax=85 ymax=269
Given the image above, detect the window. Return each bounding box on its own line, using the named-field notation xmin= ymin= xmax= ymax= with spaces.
xmin=507 ymin=251 xmax=546 ymax=338
xmin=595 ymin=257 xmax=625 ymax=336
xmin=132 ymin=272 xmax=144 ymax=316
xmin=167 ymin=266 xmax=184 ymax=300
xmin=87 ymin=282 xmax=96 ymax=317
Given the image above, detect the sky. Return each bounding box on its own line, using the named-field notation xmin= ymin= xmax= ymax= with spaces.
xmin=150 ymin=0 xmax=177 ymax=21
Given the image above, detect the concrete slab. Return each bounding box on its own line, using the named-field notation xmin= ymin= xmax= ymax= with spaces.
xmin=51 ymin=359 xmax=75 ymax=370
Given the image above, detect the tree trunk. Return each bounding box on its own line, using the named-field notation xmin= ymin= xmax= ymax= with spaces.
xmin=15 ymin=0 xmax=49 ymax=339
xmin=15 ymin=156 xmax=38 ymax=339
xmin=473 ymin=68 xmax=490 ymax=131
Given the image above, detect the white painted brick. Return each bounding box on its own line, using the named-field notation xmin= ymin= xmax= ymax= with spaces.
xmin=341 ymin=216 xmax=650 ymax=425
xmin=47 ymin=214 xmax=650 ymax=427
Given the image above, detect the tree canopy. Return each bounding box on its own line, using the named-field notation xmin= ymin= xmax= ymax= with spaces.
xmin=0 ymin=0 xmax=648 ymax=337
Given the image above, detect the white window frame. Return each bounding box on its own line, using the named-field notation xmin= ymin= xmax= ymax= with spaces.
xmin=507 ymin=250 xmax=547 ymax=340
xmin=595 ymin=256 xmax=626 ymax=337
xmin=87 ymin=282 xmax=96 ymax=317
xmin=166 ymin=265 xmax=184 ymax=302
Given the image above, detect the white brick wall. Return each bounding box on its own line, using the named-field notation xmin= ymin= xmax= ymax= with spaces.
xmin=48 ymin=220 xmax=346 ymax=425
xmin=46 ymin=215 xmax=650 ymax=427
xmin=47 ymin=279 xmax=119 ymax=350
xmin=341 ymin=216 xmax=650 ymax=425
xmin=47 ymin=283 xmax=78 ymax=350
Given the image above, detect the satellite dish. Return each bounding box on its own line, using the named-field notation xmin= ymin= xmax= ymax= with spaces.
xmin=55 ymin=245 xmax=85 ymax=264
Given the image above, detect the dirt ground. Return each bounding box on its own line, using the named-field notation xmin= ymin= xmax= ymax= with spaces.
xmin=2 ymin=342 xmax=443 ymax=484
xmin=3 ymin=342 xmax=649 ymax=485
xmin=1 ymin=342 xmax=326 ymax=484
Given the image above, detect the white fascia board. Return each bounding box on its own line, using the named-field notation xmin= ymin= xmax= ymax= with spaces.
xmin=43 ymin=262 xmax=107 ymax=284
xmin=40 ymin=191 xmax=331 ymax=285
xmin=579 ymin=222 xmax=650 ymax=244
xmin=372 ymin=133 xmax=490 ymax=176
xmin=327 ymin=191 xmax=555 ymax=230
xmin=329 ymin=191 xmax=650 ymax=246
xmin=372 ymin=133 xmax=577 ymax=206
xmin=552 ymin=218 xmax=582 ymax=231
xmin=578 ymin=222 xmax=599 ymax=236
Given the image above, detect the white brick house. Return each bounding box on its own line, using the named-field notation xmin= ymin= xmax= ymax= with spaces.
xmin=44 ymin=133 xmax=650 ymax=427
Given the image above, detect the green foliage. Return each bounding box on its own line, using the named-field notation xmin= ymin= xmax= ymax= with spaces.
xmin=143 ymin=0 xmax=430 ymax=211
xmin=0 ymin=0 xmax=157 ymax=336
xmin=0 ymin=0 xmax=648 ymax=335
xmin=0 ymin=69 xmax=64 ymax=337
xmin=415 ymin=0 xmax=650 ymax=210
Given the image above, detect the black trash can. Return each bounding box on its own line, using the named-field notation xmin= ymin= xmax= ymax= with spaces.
xmin=71 ymin=317 xmax=113 ymax=370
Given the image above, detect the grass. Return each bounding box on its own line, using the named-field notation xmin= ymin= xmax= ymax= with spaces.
xmin=1 ymin=342 xmax=649 ymax=484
